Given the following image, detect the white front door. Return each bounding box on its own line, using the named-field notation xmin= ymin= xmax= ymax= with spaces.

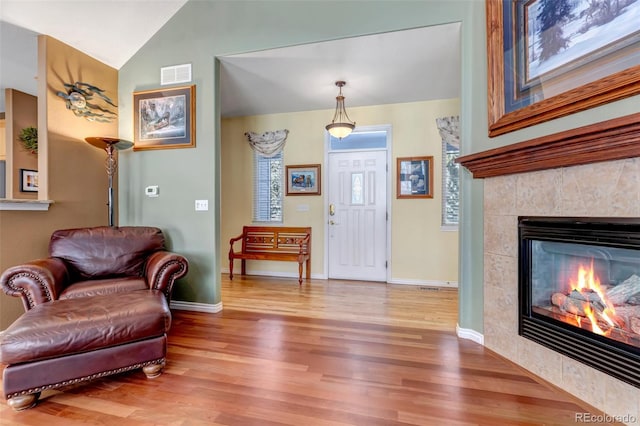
xmin=328 ymin=149 xmax=387 ymax=281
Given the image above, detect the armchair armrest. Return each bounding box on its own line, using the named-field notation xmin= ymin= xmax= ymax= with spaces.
xmin=0 ymin=258 xmax=70 ymax=311
xmin=145 ymin=251 xmax=189 ymax=299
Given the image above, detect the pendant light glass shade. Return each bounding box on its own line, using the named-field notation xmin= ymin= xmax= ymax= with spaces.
xmin=326 ymin=81 xmax=355 ymax=139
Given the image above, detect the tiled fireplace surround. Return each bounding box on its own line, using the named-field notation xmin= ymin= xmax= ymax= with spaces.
xmin=460 ymin=113 xmax=640 ymax=423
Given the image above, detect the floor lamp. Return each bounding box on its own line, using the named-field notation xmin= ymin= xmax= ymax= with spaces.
xmin=85 ymin=137 xmax=133 ymax=227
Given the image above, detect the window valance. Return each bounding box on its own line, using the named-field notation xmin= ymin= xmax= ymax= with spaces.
xmin=244 ymin=129 xmax=289 ymax=157
xmin=435 ymin=116 xmax=459 ymax=149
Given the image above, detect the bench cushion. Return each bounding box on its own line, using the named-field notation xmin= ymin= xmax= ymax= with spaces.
xmin=0 ymin=291 xmax=170 ymax=365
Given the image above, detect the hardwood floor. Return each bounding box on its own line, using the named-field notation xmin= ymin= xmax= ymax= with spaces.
xmin=0 ymin=275 xmax=619 ymax=425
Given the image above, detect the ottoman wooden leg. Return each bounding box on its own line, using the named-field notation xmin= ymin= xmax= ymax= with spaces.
xmin=8 ymin=392 xmax=40 ymax=411
xmin=143 ymin=362 xmax=165 ymax=379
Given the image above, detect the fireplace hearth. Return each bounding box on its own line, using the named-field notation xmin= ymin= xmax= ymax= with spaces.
xmin=519 ymin=217 xmax=640 ymax=388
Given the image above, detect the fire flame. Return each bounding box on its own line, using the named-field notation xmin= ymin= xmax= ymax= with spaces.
xmin=571 ymin=261 xmax=599 ymax=292
xmin=583 ymin=305 xmax=605 ymax=335
xmin=569 ymin=260 xmax=617 ymax=335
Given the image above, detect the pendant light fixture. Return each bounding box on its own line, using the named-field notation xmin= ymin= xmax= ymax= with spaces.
xmin=325 ymin=81 xmax=355 ymax=139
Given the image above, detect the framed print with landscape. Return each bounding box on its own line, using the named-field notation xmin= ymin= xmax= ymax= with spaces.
xmin=286 ymin=164 xmax=321 ymax=195
xmin=20 ymin=169 xmax=38 ymax=192
xmin=133 ymin=85 xmax=195 ymax=150
xmin=397 ymin=156 xmax=433 ymax=199
xmin=486 ymin=0 xmax=640 ymax=137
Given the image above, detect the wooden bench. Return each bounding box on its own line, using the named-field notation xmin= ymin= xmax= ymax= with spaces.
xmin=229 ymin=226 xmax=311 ymax=284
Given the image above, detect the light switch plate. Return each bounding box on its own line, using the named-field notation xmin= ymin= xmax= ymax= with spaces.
xmin=195 ymin=199 xmax=208 ymax=211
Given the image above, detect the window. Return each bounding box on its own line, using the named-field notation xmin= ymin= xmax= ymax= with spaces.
xmin=442 ymin=140 xmax=459 ymax=227
xmin=253 ymin=151 xmax=283 ymax=222
xmin=329 ymin=130 xmax=387 ymax=151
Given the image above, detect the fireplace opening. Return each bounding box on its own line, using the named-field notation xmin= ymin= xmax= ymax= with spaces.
xmin=519 ymin=217 xmax=640 ymax=388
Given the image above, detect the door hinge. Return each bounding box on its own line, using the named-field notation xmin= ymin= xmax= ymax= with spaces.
xmin=385 ymin=261 xmax=388 ymax=269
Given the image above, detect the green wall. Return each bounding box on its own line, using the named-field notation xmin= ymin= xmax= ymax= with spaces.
xmin=117 ymin=0 xmax=640 ymax=334
xmin=117 ymin=0 xmax=483 ymax=329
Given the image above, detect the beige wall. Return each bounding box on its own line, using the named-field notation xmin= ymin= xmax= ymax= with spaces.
xmin=0 ymin=118 xmax=5 ymax=161
xmin=0 ymin=36 xmax=118 ymax=329
xmin=221 ymin=98 xmax=459 ymax=284
xmin=4 ymin=89 xmax=38 ymax=199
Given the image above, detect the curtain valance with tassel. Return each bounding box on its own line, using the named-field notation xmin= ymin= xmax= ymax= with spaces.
xmin=244 ymin=129 xmax=289 ymax=157
xmin=435 ymin=116 xmax=460 ymax=149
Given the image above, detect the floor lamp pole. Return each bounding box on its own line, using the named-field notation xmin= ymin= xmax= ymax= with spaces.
xmin=105 ymin=144 xmax=116 ymax=227
xmin=85 ymin=137 xmax=134 ymax=227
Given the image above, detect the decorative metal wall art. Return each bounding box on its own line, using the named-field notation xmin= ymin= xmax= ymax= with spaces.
xmin=56 ymin=81 xmax=117 ymax=123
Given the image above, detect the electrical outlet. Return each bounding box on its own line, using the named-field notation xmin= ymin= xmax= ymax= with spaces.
xmin=145 ymin=185 xmax=159 ymax=197
xmin=195 ymin=200 xmax=208 ymax=211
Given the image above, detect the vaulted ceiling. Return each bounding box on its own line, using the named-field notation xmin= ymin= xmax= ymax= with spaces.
xmin=1 ymin=1 xmax=460 ymax=117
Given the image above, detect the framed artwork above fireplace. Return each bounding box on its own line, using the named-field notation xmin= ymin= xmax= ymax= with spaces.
xmin=486 ymin=0 xmax=640 ymax=137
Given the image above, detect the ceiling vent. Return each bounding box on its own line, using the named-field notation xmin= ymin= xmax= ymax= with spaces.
xmin=160 ymin=64 xmax=192 ymax=86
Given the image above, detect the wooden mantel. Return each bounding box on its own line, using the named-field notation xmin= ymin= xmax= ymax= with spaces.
xmin=458 ymin=112 xmax=640 ymax=178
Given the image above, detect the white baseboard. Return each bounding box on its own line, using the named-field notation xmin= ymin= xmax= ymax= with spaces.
xmin=387 ymin=278 xmax=458 ymax=288
xmin=221 ymin=268 xmax=456 ymax=287
xmin=456 ymin=324 xmax=484 ymax=345
xmin=171 ymin=300 xmax=223 ymax=313
xmin=220 ymin=268 xmax=326 ymax=280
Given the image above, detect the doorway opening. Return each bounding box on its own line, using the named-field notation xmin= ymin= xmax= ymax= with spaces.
xmin=325 ymin=126 xmax=391 ymax=282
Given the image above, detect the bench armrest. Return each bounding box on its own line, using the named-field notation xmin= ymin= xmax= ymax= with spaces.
xmin=145 ymin=251 xmax=189 ymax=299
xmin=296 ymin=234 xmax=311 ymax=255
xmin=228 ymin=234 xmax=244 ymax=257
xmin=0 ymin=258 xmax=70 ymax=311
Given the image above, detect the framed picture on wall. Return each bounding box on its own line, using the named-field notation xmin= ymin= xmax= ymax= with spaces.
xmin=396 ymin=156 xmax=433 ymax=199
xmin=20 ymin=169 xmax=38 ymax=192
xmin=486 ymin=0 xmax=640 ymax=137
xmin=133 ymin=85 xmax=196 ymax=150
xmin=286 ymin=164 xmax=321 ymax=195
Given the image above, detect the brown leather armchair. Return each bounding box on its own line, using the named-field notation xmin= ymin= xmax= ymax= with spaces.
xmin=0 ymin=226 xmax=188 ymax=410
xmin=1 ymin=226 xmax=188 ymax=311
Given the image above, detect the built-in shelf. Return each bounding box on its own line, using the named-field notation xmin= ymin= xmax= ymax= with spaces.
xmin=458 ymin=112 xmax=640 ymax=178
xmin=0 ymin=199 xmax=54 ymax=211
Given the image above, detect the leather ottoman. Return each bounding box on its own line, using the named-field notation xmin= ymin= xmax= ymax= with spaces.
xmin=0 ymin=290 xmax=171 ymax=411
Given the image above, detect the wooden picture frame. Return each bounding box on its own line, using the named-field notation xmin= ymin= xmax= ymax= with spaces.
xmin=20 ymin=169 xmax=38 ymax=192
xmin=486 ymin=0 xmax=640 ymax=137
xmin=396 ymin=156 xmax=433 ymax=199
xmin=286 ymin=164 xmax=321 ymax=195
xmin=133 ymin=85 xmax=195 ymax=150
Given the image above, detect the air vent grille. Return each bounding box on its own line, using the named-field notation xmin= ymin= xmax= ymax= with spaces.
xmin=161 ymin=64 xmax=192 ymax=86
